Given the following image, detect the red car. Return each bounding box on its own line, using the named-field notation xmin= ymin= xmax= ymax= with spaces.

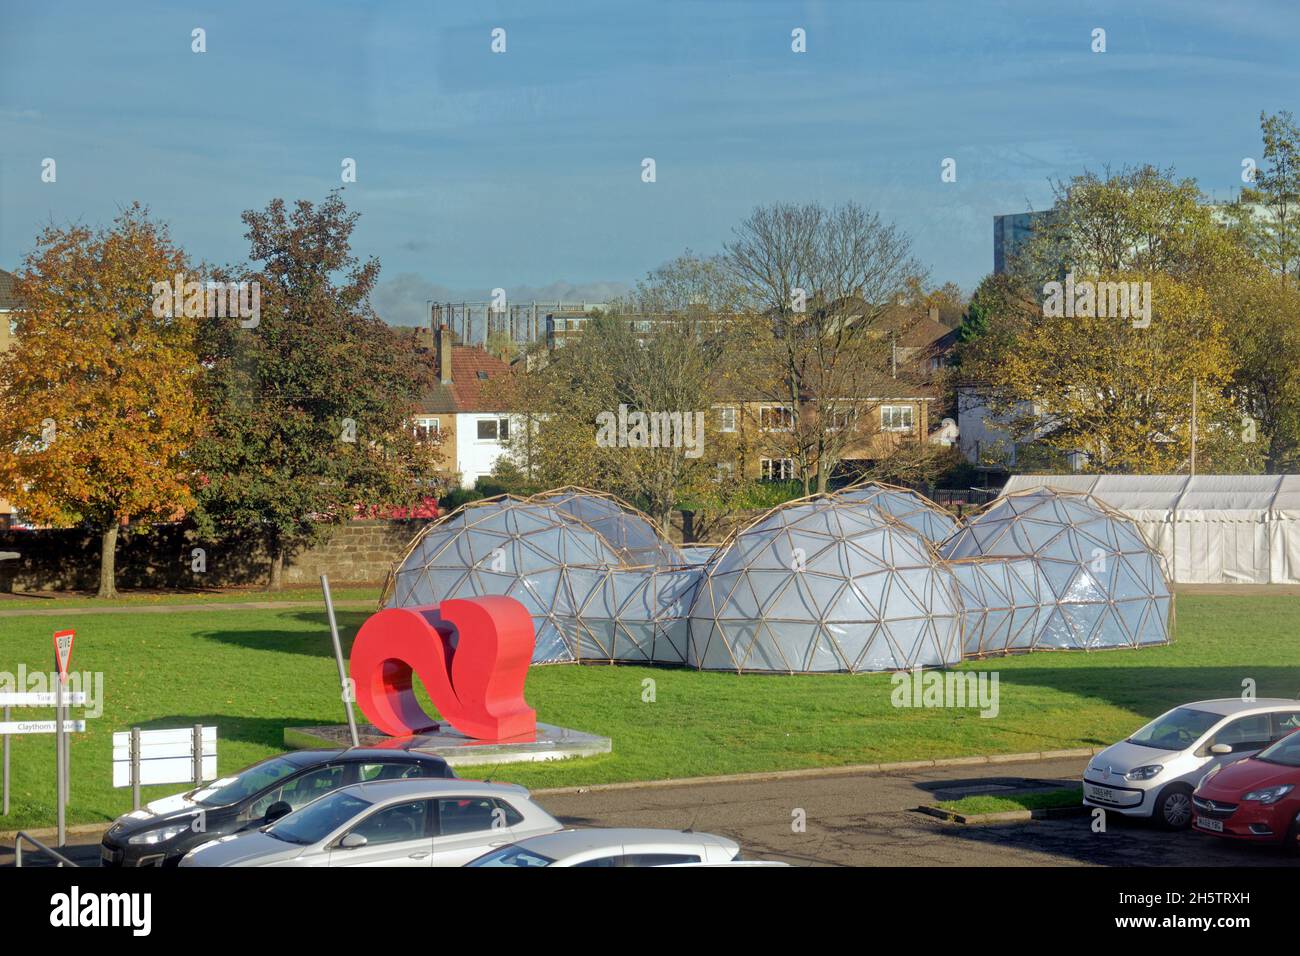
xmin=1192 ymin=728 xmax=1300 ymax=849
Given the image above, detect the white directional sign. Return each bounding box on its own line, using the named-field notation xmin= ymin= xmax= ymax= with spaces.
xmin=112 ymin=726 xmax=217 ymax=788
xmin=0 ymin=720 xmax=86 ymax=735
xmin=0 ymin=692 xmax=88 ymax=707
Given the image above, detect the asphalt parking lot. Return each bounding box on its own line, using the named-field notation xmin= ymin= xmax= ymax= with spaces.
xmin=3 ymin=755 xmax=1295 ymax=867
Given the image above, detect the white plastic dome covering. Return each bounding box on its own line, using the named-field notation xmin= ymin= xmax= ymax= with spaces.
xmin=940 ymin=488 xmax=1171 ymax=650
xmin=835 ymin=483 xmax=958 ymax=544
xmin=527 ymin=488 xmax=687 ymax=567
xmin=383 ymin=495 xmax=696 ymax=664
xmin=948 ymin=557 xmax=1048 ymax=656
xmin=687 ymin=497 xmax=964 ymax=672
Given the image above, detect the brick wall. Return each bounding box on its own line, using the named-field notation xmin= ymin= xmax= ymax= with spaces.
xmin=0 ymin=520 xmax=426 ymax=592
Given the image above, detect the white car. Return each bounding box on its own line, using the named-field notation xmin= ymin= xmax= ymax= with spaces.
xmin=1082 ymin=698 xmax=1300 ymax=829
xmin=465 ymin=827 xmax=741 ymax=867
xmin=179 ymin=779 xmax=562 ymax=867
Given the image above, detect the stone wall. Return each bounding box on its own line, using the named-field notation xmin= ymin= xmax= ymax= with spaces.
xmin=0 ymin=520 xmax=427 ymax=592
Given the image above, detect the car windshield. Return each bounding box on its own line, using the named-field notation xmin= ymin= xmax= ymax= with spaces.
xmin=466 ymin=845 xmax=555 ymax=868
xmin=1256 ymin=730 xmax=1300 ymax=768
xmin=1126 ymin=707 xmax=1220 ymax=750
xmin=192 ymin=756 xmax=302 ymax=807
xmin=268 ymin=791 xmax=372 ymax=845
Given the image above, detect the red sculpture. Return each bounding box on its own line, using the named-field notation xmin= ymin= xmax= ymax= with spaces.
xmin=349 ymin=596 xmax=537 ymax=741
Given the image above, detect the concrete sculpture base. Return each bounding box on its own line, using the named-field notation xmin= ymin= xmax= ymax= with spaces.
xmin=284 ymin=721 xmax=611 ymax=768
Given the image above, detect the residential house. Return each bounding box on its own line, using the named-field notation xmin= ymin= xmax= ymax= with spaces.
xmin=414 ymin=325 xmax=517 ymax=489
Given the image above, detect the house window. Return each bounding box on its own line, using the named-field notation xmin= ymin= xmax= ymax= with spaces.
xmin=476 ymin=418 xmax=510 ymax=442
xmin=760 ymin=458 xmax=795 ymax=481
xmin=827 ymin=407 xmax=854 ymax=431
xmin=759 ymin=406 xmax=794 ymax=431
xmin=413 ymin=418 xmax=439 ymax=442
xmin=715 ymin=461 xmax=734 ymax=481
xmin=880 ymin=405 xmax=914 ymax=433
xmin=718 ymin=406 xmax=737 ymax=433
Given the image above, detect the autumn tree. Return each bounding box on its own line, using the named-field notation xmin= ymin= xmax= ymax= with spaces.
xmin=984 ymin=274 xmax=1256 ymax=473
xmin=192 ymin=192 xmax=434 ymax=588
xmin=0 ymin=205 xmax=205 ymax=597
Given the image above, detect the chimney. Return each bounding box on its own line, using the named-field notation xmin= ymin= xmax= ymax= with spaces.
xmin=437 ymin=324 xmax=453 ymax=384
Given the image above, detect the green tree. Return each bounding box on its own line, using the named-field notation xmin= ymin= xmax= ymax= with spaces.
xmin=192 ymin=192 xmax=434 ymax=588
xmin=1230 ymin=111 xmax=1300 ymax=286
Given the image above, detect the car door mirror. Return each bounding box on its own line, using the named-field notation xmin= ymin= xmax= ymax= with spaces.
xmin=1210 ymin=743 xmax=1233 ymax=756
xmin=338 ymin=832 xmax=368 ymax=850
xmin=264 ymin=801 xmax=293 ymax=824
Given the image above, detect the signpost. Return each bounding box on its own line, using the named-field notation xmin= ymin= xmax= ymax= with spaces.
xmin=0 ymin=692 xmax=87 ymax=818
xmin=112 ymin=726 xmax=217 ymax=810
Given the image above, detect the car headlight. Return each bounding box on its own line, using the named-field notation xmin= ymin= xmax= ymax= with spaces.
xmin=1243 ymin=784 xmax=1294 ymax=805
xmin=127 ymin=822 xmax=193 ymax=845
xmin=1125 ymin=764 xmax=1164 ymax=781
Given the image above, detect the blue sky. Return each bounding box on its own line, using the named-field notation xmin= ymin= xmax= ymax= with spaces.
xmin=2 ymin=0 xmax=1296 ymax=325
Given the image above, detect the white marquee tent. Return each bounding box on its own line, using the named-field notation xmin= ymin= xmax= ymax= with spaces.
xmin=1000 ymin=475 xmax=1300 ymax=584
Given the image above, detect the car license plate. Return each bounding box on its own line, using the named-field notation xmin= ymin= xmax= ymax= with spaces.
xmin=100 ymin=845 xmax=115 ymax=865
xmin=1084 ymin=783 xmax=1116 ymax=802
xmin=1197 ymin=817 xmax=1224 ymax=833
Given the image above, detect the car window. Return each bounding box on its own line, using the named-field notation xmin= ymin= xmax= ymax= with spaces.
xmin=268 ymin=792 xmax=372 ymax=846
xmin=195 ymin=756 xmax=300 ymax=807
xmin=1127 ymin=707 xmax=1219 ymax=750
xmin=347 ymin=800 xmax=432 ymax=845
xmin=1208 ymin=714 xmax=1272 ymax=752
xmin=436 ymin=797 xmax=505 ymax=836
xmin=1271 ymin=711 xmax=1300 ymax=740
xmin=252 ymin=765 xmax=347 ymax=816
xmin=573 ymin=856 xmax=620 ymax=868
xmin=357 ymin=762 xmax=423 ymax=782
xmin=621 ymin=853 xmax=702 ymax=866
xmin=1257 ymin=730 xmax=1300 ymax=767
xmin=466 ymin=846 xmax=555 ymax=868
xmin=493 ymin=800 xmax=524 ymax=827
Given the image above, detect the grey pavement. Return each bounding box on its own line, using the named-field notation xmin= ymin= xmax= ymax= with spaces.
xmin=4 ymin=755 xmax=1295 ymax=867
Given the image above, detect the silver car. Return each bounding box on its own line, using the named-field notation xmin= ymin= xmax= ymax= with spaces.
xmin=1083 ymin=698 xmax=1300 ymax=829
xmin=466 ymin=827 xmax=741 ymax=867
xmin=179 ymin=779 xmax=562 ymax=867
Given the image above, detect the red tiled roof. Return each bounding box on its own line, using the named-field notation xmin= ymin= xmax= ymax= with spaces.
xmin=417 ymin=346 xmax=512 ymax=414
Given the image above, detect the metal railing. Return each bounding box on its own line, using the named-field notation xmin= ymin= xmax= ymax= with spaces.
xmin=12 ymin=831 xmax=80 ymax=867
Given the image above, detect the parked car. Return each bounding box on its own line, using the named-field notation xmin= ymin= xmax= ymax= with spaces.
xmin=1082 ymin=698 xmax=1300 ymax=829
xmin=179 ymin=779 xmax=561 ymax=867
xmin=100 ymin=745 xmax=454 ymax=867
xmin=465 ymin=827 xmax=741 ymax=867
xmin=1192 ymin=727 xmax=1300 ymax=849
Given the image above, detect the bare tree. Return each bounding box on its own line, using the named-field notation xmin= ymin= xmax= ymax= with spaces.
xmin=724 ymin=201 xmax=923 ymax=493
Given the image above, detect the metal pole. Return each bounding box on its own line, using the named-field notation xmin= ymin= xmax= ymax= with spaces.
xmin=1190 ymin=378 xmax=1198 ymax=476
xmin=2 ymin=704 xmax=9 ymax=816
xmin=321 ymin=574 xmax=360 ymax=746
xmin=131 ymin=726 xmax=141 ymax=811
xmin=55 ymin=676 xmax=65 ymax=854
xmin=192 ymin=724 xmax=202 ymax=788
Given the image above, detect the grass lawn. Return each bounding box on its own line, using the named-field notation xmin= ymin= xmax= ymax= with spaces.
xmin=0 ymin=591 xmax=1296 ymax=831
xmin=933 ymin=787 xmax=1083 ymax=815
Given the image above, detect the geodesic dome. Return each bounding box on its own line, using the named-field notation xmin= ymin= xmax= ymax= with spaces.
xmin=939 ymin=488 xmax=1172 ymax=650
xmin=687 ymin=497 xmax=964 ymax=672
xmin=835 ymin=482 xmax=958 ymax=544
xmin=948 ymin=557 xmax=1049 ymax=656
xmin=381 ymin=494 xmax=698 ymax=664
xmin=527 ymin=487 xmax=686 ymax=567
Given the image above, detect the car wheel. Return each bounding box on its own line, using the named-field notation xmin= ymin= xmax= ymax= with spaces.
xmin=1155 ymin=785 xmax=1193 ymax=829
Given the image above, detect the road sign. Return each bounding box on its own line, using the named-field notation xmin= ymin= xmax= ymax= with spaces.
xmin=112 ymin=726 xmax=217 ymax=788
xmin=0 ymin=692 xmax=87 ymax=707
xmin=0 ymin=720 xmax=86 ymax=735
xmin=53 ymin=630 xmax=74 ymax=685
